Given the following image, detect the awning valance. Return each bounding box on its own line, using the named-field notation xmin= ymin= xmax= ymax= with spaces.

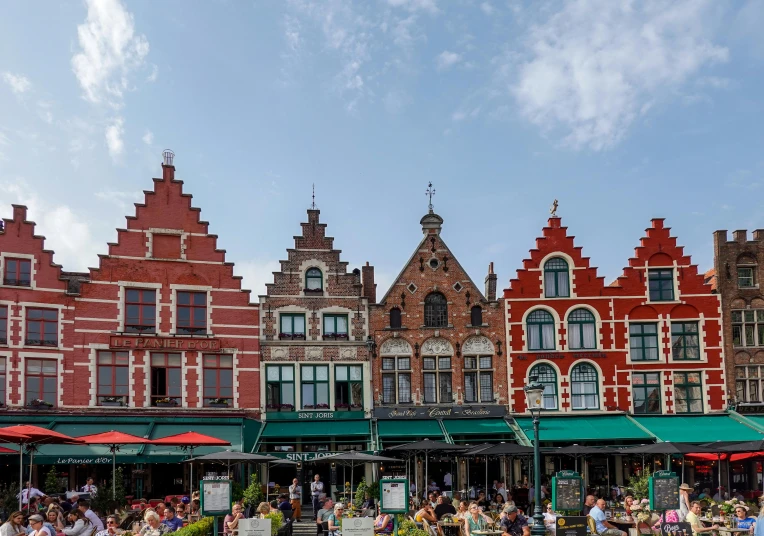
xmin=633 ymin=415 xmax=763 ymax=443
xmin=514 ymin=415 xmax=653 ymax=443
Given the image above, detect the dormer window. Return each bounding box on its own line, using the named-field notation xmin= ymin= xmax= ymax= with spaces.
xmin=424 ymin=292 xmax=448 ymax=328
xmin=470 ymin=306 xmax=483 ymax=326
xmin=544 ymin=257 xmax=570 ymax=298
xmin=4 ymin=258 xmax=31 ymax=287
xmin=305 ymin=268 xmax=323 ymax=291
xmin=648 ymin=269 xmax=674 ymax=301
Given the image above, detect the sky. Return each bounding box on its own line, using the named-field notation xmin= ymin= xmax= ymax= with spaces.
xmin=1 ymin=0 xmax=763 ymax=300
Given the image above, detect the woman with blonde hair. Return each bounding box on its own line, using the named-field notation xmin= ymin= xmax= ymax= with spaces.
xmin=257 ymin=502 xmax=271 ymax=518
xmin=138 ymin=510 xmax=170 ymax=536
xmin=0 ymin=512 xmax=26 ymax=536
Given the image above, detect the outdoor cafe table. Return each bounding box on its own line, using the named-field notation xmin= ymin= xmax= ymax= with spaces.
xmin=439 ymin=522 xmax=462 ymax=536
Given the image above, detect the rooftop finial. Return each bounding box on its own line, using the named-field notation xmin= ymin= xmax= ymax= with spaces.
xmin=162 ymin=149 xmax=175 ymax=167
xmin=426 ymin=182 xmax=436 ymax=212
xmin=311 ymin=183 xmax=316 ymax=209
xmin=550 ymin=198 xmax=558 ymax=217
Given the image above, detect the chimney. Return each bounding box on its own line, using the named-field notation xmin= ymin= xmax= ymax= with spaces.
xmin=12 ymin=204 xmax=27 ymax=222
xmin=362 ymin=262 xmax=376 ymax=304
xmin=162 ymin=149 xmax=175 ymax=180
xmin=485 ymin=262 xmax=497 ymax=301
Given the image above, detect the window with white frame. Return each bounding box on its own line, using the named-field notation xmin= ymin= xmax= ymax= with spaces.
xmin=732 ymin=310 xmax=764 ymax=347
xmin=527 ymin=310 xmax=555 ymax=351
xmin=567 ymin=309 xmax=596 ymax=349
xmin=736 ymin=366 xmax=764 ymax=403
xmin=423 ymin=356 xmax=452 ymax=403
xmin=464 ymin=356 xmax=492 ymax=403
xmin=381 ymin=357 xmax=411 ymax=404
xmin=570 ymin=363 xmax=599 ymax=410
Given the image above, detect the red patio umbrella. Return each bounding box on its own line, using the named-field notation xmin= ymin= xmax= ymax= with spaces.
xmin=151 ymin=432 xmax=231 ymax=495
xmin=76 ymin=430 xmax=152 ymax=498
xmin=0 ymin=446 xmax=18 ymax=454
xmin=730 ymin=451 xmax=764 ymax=462
xmin=1 ymin=425 xmax=82 ymax=510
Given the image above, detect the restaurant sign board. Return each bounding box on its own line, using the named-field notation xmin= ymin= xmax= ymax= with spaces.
xmin=372 ymin=405 xmax=506 ymax=419
xmin=552 ymin=471 xmax=583 ymax=511
xmin=109 ymin=335 xmax=221 ymax=351
xmin=556 ymin=517 xmax=587 ymax=536
xmin=268 ymin=451 xmax=372 ymax=462
xmin=650 ymin=470 xmax=679 ymax=511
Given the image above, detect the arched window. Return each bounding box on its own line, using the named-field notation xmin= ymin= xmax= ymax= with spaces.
xmin=544 ymin=257 xmax=570 ymax=298
xmin=530 ymin=363 xmax=558 ymax=410
xmin=570 ymin=363 xmax=599 ymax=410
xmin=470 ymin=306 xmax=483 ymax=326
xmin=389 ymin=307 xmax=402 ymax=329
xmin=305 ymin=268 xmax=323 ymax=291
xmin=424 ymin=292 xmax=448 ymax=327
xmin=527 ymin=310 xmax=555 ymax=350
xmin=568 ymin=309 xmax=596 ymax=350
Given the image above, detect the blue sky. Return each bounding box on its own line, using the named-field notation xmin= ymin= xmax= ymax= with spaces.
xmin=1 ymin=0 xmax=763 ymax=298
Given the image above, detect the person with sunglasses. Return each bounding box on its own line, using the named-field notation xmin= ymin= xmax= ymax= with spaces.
xmin=95 ymin=516 xmax=121 ymax=536
xmin=27 ymin=515 xmax=52 ymax=536
xmin=327 ymin=504 xmax=344 ymax=536
xmin=464 ymin=502 xmax=487 ymax=536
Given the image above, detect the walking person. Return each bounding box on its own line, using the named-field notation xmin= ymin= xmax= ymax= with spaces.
xmin=310 ymin=474 xmax=324 ymax=521
xmin=289 ymin=478 xmax=302 ymax=522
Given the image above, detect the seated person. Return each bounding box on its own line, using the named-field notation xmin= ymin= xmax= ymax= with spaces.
xmin=733 ymin=506 xmax=756 ymax=530
xmin=317 ymin=499 xmax=335 ymax=523
xmin=361 ymin=493 xmax=375 ymax=510
xmin=277 ymin=495 xmax=292 ymax=512
xmin=589 ymin=499 xmax=626 ymax=536
xmin=434 ymin=496 xmax=456 ymax=520
xmin=327 ymin=504 xmax=344 ymax=536
xmin=415 ymin=501 xmax=437 ymax=524
xmin=500 ymin=505 xmax=530 ymax=536
xmin=543 ymin=505 xmax=556 ymax=529
xmin=455 ymin=501 xmax=470 ymax=521
xmin=686 ymin=501 xmax=719 ymax=535
xmin=373 ymin=513 xmax=393 ymax=534
xmin=476 ymin=492 xmax=490 ymax=510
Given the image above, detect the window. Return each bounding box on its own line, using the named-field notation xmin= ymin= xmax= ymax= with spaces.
xmin=527 ymin=310 xmax=555 ymax=351
xmin=544 ymin=257 xmax=570 ymax=298
xmin=739 ymin=267 xmax=756 ymax=288
xmin=381 ymin=357 xmax=411 ymax=404
xmin=25 ymin=358 xmax=56 ymax=406
xmin=266 ymin=365 xmax=295 ymax=408
xmin=177 ymin=291 xmax=207 ymax=334
xmin=389 ymin=308 xmax=402 ymax=329
xmin=633 ymin=372 xmax=661 ymax=414
xmin=570 ymin=363 xmax=599 ymax=410
xmin=4 ymin=258 xmax=31 ymax=286
xmin=0 ymin=305 xmax=6 ymax=344
xmin=301 ymin=365 xmax=329 ymax=408
xmin=671 ymin=322 xmax=700 ymax=360
xmin=203 ymin=354 xmax=233 ymax=406
xmin=97 ymin=351 xmax=129 ymax=406
xmin=0 ymin=357 xmax=5 ymax=404
xmin=150 ymin=353 xmax=181 ymax=406
xmin=732 ymin=310 xmax=764 ymax=347
xmin=305 ymin=268 xmax=323 ymax=291
xmin=423 ymin=357 xmax=452 ymax=403
xmin=530 ymin=363 xmax=558 ymax=410
xmin=323 ymin=314 xmax=349 ymax=340
xmin=648 ymin=269 xmax=674 ymax=301
xmin=736 ymin=366 xmax=764 ymax=403
xmin=25 ymin=308 xmax=57 ymax=346
xmin=470 ymin=306 xmax=483 ymax=326
xmin=335 ymin=365 xmax=363 ymax=408
xmin=673 ymin=372 xmax=703 ymax=413
xmin=279 ymin=313 xmax=306 ymax=340
xmin=124 ymin=289 xmax=156 ymax=333
xmin=424 ymin=292 xmax=448 ymax=328
xmin=568 ymin=309 xmax=596 ymax=350
xmin=629 ymin=323 xmax=659 ymax=361
xmin=464 ymin=356 xmax=493 ymax=403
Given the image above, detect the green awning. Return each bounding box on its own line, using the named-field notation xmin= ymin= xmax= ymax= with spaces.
xmin=443 ymin=419 xmax=513 ymax=436
xmin=634 ymin=415 xmax=764 ymax=443
xmin=739 ymin=416 xmax=764 ymax=433
xmin=260 ymin=420 xmax=370 ymax=438
xmin=514 ymin=415 xmax=654 ymax=443
xmin=377 ymin=420 xmax=444 ymax=438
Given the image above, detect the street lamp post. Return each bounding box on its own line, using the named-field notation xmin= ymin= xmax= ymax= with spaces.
xmin=524 ymin=377 xmax=546 ymax=536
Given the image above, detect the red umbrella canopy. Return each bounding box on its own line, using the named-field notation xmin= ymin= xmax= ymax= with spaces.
xmin=0 ymin=446 xmax=18 ymax=454
xmin=0 ymin=428 xmax=31 ymax=443
xmin=151 ymin=431 xmax=231 ymax=447
xmin=2 ymin=425 xmax=82 ymax=444
xmin=76 ymin=430 xmax=150 ymax=445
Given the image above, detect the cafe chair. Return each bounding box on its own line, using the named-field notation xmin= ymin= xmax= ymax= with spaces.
xmin=422 ymin=519 xmax=438 ymax=536
xmin=586 ymin=515 xmax=600 ymax=536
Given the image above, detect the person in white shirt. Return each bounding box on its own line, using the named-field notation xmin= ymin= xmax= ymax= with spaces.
xmin=80 ymin=478 xmax=97 ymax=495
xmin=94 ymin=516 xmax=120 ymax=536
xmin=18 ymin=483 xmax=46 ymax=505
xmin=444 ymin=473 xmax=452 ymax=490
xmin=713 ymin=487 xmax=729 ymax=502
xmin=78 ymin=500 xmax=104 ymax=531
xmin=289 ymin=478 xmax=302 ymax=521
xmin=310 ymin=474 xmax=324 ymax=521
xmin=497 ymin=483 xmax=508 ymax=502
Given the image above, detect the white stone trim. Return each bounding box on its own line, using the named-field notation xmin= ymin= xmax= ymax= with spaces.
xmin=17 ymin=351 xmax=64 ymax=407
xmin=538 ymin=252 xmax=577 ymax=299
xmin=0 ymin=252 xmax=37 ymax=290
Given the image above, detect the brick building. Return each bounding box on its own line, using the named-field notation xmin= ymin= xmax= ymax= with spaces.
xmin=256 ymin=208 xmax=375 ymax=495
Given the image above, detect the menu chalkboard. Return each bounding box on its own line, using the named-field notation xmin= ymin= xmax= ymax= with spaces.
xmin=661 ymin=522 xmax=692 ymax=536
xmin=650 ymin=473 xmax=679 ymax=511
xmin=552 ymin=472 xmax=583 ymax=511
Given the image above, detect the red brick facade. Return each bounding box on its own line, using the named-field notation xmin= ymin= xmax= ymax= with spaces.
xmin=369 ymin=209 xmax=506 ymax=408
xmin=506 ymin=217 xmax=726 ymax=415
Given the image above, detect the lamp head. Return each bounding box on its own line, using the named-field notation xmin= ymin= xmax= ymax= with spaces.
xmin=524 ymin=375 xmax=544 ymax=412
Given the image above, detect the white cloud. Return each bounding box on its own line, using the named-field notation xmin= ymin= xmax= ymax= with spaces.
xmin=480 ymin=2 xmax=495 ymax=15
xmin=2 ymin=72 xmax=31 ymax=94
xmin=71 ymin=0 xmax=149 ymax=106
xmin=234 ymin=258 xmax=281 ymax=297
xmin=105 ymin=117 xmax=125 ymax=159
xmin=142 ymin=130 xmax=154 ymax=145
xmin=146 ymin=64 xmax=158 ymax=83
xmin=511 ymin=0 xmax=728 ymax=150
xmin=94 ymin=190 xmax=142 ymax=211
xmin=436 ymin=50 xmax=461 ymax=71
xmin=386 ymin=0 xmax=438 ymax=14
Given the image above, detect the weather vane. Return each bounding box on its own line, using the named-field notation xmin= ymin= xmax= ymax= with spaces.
xmin=426 ymin=182 xmax=436 ymax=211
xmin=550 ymin=199 xmax=558 ymax=217
xmin=311 ymin=184 xmax=316 ymax=209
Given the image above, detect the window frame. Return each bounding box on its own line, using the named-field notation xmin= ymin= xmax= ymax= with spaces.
xmin=527 ymin=310 xmax=556 ymax=351
xmin=629 ymin=322 xmax=659 ymax=361
xmin=25 ymin=358 xmax=57 ymax=406
xmin=96 ymin=351 xmax=129 ymax=406
xmin=671 ymin=321 xmax=700 ymax=361
xmin=736 ymin=365 xmax=763 ymax=403
xmin=544 ymin=257 xmax=570 ymax=298
xmin=0 ymin=357 xmax=6 ymax=405
xmin=0 ymin=305 xmax=7 ymax=345
xmin=301 ymin=364 xmax=330 ymax=409
xmin=632 ymin=372 xmax=661 ymax=414
xmin=568 ymin=308 xmax=597 ymax=350
xmin=323 ymin=314 xmax=349 ymax=340
xmin=25 ymin=308 xmax=58 ymax=347
xmin=731 ymin=310 xmax=764 ymax=348
xmin=381 ymin=357 xmax=411 ymax=404
xmin=673 ymin=371 xmax=703 ymax=414
xmin=124 ymin=288 xmax=157 ymax=334
xmin=3 ymin=257 xmax=31 ymax=287
xmin=424 ymin=292 xmax=448 ymax=328
xmin=529 ymin=363 xmax=558 ymax=410
xmin=150 ymin=352 xmax=182 ymax=406
xmin=279 ymin=313 xmax=306 ymax=340
xmin=176 ymin=291 xmax=208 ymax=334
xmin=463 ymin=356 xmax=493 ymax=403
xmin=266 ymin=365 xmax=295 ymax=409
xmin=305 ymin=268 xmax=323 ymax=291
xmin=202 ymin=354 xmax=234 ymax=407
xmin=422 ymin=356 xmax=452 ymax=404
xmin=738 ymin=266 xmax=757 ymax=289
xmin=470 ymin=306 xmax=483 ymax=327
xmin=648 ymin=269 xmax=675 ymax=301
xmin=335 ymin=365 xmax=363 ymax=409
xmin=570 ymin=363 xmax=599 ymax=410
xmin=389 ymin=308 xmax=402 ymax=329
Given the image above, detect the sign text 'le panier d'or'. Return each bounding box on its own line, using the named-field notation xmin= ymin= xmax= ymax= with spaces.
xmin=372 ymin=405 xmax=507 ymax=420
xmin=109 ymin=335 xmax=221 ymax=351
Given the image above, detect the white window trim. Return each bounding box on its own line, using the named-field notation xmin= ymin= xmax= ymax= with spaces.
xmin=170 ymin=285 xmax=212 ymax=336
xmin=18 ymin=351 xmax=63 ymax=408
xmin=118 ymin=281 xmax=162 ymax=334
xmin=539 ymin=252 xmax=576 ymax=299
xmin=0 ymin=252 xmax=37 ymax=290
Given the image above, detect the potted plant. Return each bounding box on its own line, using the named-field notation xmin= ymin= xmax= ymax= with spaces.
xmin=303 ymin=404 xmax=316 ymax=409
xmin=350 ymin=403 xmax=363 ymax=410
xmin=208 ymin=398 xmax=230 ymax=408
xmin=155 ymin=398 xmax=178 ymax=408
xmin=266 ymin=403 xmax=281 ymax=412
xmin=101 ymin=396 xmax=124 ymax=407
xmin=336 ymin=403 xmax=350 ymax=410
xmin=27 ymin=398 xmax=53 ymax=409
xmin=280 ymin=403 xmax=294 ymax=411
xmin=316 ymin=403 xmax=329 ymax=409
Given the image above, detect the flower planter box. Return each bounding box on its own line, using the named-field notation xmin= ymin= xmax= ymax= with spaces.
xmin=27 ymin=405 xmax=53 ymax=410
xmin=209 ymin=403 xmax=229 ymax=408
xmin=156 ymin=402 xmax=178 ymax=408
xmin=101 ymin=401 xmax=124 ymax=407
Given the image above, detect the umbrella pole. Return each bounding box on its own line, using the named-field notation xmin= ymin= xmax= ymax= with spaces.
xmin=718 ymin=453 xmax=722 ymax=497
xmin=485 ymin=455 xmax=488 ymax=500
xmin=27 ymin=449 xmax=34 ymax=501
xmin=425 ymin=451 xmax=428 ymax=499
xmin=190 ymin=447 xmax=195 ymax=496
xmin=351 ymin=461 xmax=354 ymax=506
xmin=113 ymin=446 xmax=117 ymax=498
xmin=18 ymin=446 xmax=23 ymax=510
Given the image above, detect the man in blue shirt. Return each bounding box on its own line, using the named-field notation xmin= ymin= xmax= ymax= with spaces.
xmin=163 ymin=508 xmax=184 ymax=532
xmin=589 ymin=499 xmax=625 ymax=536
xmin=500 ymin=505 xmax=530 ymax=536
